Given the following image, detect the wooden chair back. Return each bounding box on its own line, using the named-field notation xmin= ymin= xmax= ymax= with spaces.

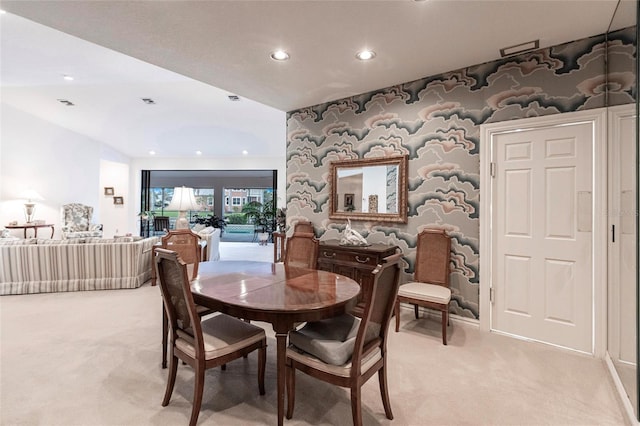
xmin=161 ymin=229 xmax=202 ymax=281
xmin=354 ymin=253 xmax=403 ymax=360
xmin=414 ymin=228 xmax=451 ymax=288
xmin=155 ymin=249 xmax=203 ymax=351
xmin=153 ymin=216 xmax=171 ymax=235
xmin=284 ymin=232 xmax=319 ymax=269
xmin=293 ymin=220 xmax=314 ymax=234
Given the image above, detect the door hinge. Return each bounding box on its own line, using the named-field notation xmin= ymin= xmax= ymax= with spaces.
xmin=489 ymin=287 xmax=494 ymax=303
xmin=490 ymin=162 xmax=496 ymax=178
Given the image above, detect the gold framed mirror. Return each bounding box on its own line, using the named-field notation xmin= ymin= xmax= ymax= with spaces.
xmin=329 ymin=155 xmax=408 ymax=223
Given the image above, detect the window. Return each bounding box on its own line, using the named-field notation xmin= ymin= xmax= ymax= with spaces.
xmin=232 ymin=197 xmax=241 ymax=206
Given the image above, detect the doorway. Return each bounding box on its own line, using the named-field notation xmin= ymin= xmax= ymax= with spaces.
xmin=480 ymin=109 xmax=607 ymax=355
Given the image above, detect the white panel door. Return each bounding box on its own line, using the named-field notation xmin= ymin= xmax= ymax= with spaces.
xmin=492 ymin=122 xmax=593 ymax=353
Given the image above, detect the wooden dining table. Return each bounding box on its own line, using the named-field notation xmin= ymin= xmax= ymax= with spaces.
xmin=191 ymin=260 xmax=361 ymax=426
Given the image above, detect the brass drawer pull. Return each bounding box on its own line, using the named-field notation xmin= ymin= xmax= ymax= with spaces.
xmin=355 ymin=256 xmax=370 ymax=264
xmin=322 ymin=251 xmax=336 ymax=258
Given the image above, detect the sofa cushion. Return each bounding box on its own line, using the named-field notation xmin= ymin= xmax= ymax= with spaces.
xmin=192 ymin=223 xmax=206 ymax=232
xmin=0 ymin=238 xmax=37 ymax=245
xmin=37 ymin=239 xmax=76 ymax=245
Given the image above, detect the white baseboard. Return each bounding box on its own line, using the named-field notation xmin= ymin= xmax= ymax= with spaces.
xmin=605 ymin=352 xmax=639 ymax=425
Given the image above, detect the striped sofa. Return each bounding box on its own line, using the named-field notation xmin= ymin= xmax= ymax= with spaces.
xmin=0 ymin=236 xmax=160 ymax=295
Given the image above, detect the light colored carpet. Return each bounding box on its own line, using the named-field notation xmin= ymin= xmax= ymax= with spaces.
xmin=0 ymin=242 xmax=628 ymax=425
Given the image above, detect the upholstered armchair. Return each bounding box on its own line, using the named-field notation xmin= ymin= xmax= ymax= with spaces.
xmin=61 ymin=203 xmax=103 ymax=240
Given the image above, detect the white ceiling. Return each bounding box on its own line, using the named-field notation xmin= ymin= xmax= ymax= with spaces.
xmin=0 ymin=0 xmax=632 ymax=160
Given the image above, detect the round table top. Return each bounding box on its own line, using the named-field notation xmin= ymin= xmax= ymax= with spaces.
xmin=192 ymin=261 xmax=361 ymax=318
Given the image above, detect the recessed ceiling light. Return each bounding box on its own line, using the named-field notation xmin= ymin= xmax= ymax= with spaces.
xmin=149 ymin=150 xmax=156 ymax=156
xmin=355 ymin=49 xmax=376 ymax=61
xmin=62 ymin=75 xmax=74 ymax=81
xmin=228 ymin=95 xmax=240 ymax=101
xmin=195 ymin=150 xmax=202 ymax=156
xmin=141 ymin=98 xmax=155 ymax=105
xmin=270 ymin=50 xmax=290 ymax=61
xmin=242 ymin=150 xmax=248 ymax=155
xmin=57 ymin=99 xmax=74 ymax=106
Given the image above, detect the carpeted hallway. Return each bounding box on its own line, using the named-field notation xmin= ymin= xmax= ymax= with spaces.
xmin=0 ymin=242 xmax=628 ymax=425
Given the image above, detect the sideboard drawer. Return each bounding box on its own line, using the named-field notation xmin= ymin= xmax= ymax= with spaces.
xmin=318 ymin=240 xmax=399 ymax=315
xmin=319 ymin=248 xmax=379 ymax=267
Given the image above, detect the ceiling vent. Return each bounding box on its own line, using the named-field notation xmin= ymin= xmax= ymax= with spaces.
xmin=141 ymin=98 xmax=155 ymax=105
xmin=57 ymin=99 xmax=74 ymax=106
xmin=500 ymin=40 xmax=539 ymax=58
xmin=228 ymin=95 xmax=241 ymax=101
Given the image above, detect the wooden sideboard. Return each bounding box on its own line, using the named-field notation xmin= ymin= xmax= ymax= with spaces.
xmin=317 ymin=240 xmax=399 ymax=315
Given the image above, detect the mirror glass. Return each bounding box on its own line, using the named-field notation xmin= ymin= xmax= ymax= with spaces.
xmin=606 ymin=0 xmax=638 ymax=419
xmin=329 ymin=155 xmax=408 ymax=223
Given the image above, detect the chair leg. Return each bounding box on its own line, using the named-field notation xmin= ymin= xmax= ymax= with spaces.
xmin=414 ymin=304 xmax=419 ymax=319
xmin=189 ymin=364 xmax=205 ymax=426
xmin=286 ymin=360 xmax=295 ymax=419
xmin=394 ymin=300 xmax=400 ymax=332
xmin=162 ymin=308 xmax=168 ymax=369
xmin=350 ymin=386 xmax=363 ymax=426
xmin=378 ymin=363 xmax=394 ymax=420
xmin=258 ymin=345 xmax=266 ymax=395
xmin=161 ymin=353 xmax=178 ymax=407
xmin=442 ymin=309 xmax=448 ymax=345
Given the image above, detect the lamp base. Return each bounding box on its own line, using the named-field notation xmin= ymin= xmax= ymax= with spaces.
xmin=24 ymin=203 xmax=36 ymax=223
xmin=175 ymin=211 xmax=190 ymax=229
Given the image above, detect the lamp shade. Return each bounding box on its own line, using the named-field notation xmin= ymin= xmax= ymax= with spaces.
xmin=166 ymin=186 xmax=199 ymax=229
xmin=21 ymin=189 xmax=44 ymax=202
xmin=166 ymin=186 xmax=199 ymax=211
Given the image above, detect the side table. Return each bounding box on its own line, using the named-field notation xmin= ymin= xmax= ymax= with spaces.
xmin=5 ymin=223 xmax=55 ymax=239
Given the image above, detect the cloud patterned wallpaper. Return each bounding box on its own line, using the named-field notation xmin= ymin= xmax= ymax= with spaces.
xmin=285 ymin=28 xmax=636 ymax=320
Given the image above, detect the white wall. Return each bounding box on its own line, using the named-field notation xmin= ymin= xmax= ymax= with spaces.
xmin=0 ymin=106 xmax=103 ymax=239
xmin=99 ymin=159 xmax=131 ymax=237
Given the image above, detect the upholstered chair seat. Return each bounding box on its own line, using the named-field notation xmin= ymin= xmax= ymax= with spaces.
xmin=397 ymin=282 xmax=452 ymax=305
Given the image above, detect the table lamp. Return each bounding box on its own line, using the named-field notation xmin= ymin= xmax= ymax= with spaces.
xmin=21 ymin=189 xmax=44 ymax=223
xmin=166 ymin=186 xmax=199 ymax=229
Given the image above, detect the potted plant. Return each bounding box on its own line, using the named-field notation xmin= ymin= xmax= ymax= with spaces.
xmin=137 ymin=210 xmax=154 ymax=220
xmin=192 ymin=214 xmax=227 ymax=233
xmin=242 ymin=200 xmax=276 ymax=234
xmin=275 ymin=207 xmax=286 ymax=231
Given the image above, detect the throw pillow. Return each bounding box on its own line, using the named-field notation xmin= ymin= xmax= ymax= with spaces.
xmin=289 ymin=314 xmax=360 ymax=366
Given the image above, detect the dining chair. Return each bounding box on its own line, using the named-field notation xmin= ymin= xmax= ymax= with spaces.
xmin=161 ymin=229 xmax=202 ymax=280
xmin=285 ymin=252 xmax=403 ymax=426
xmin=394 ymin=228 xmax=452 ymax=344
xmin=155 ymin=248 xmax=267 ymax=426
xmin=160 ymin=229 xmax=212 ymax=368
xmin=153 ymin=216 xmax=171 ymax=236
xmin=283 ymin=232 xmax=319 ymax=269
xmin=293 ymin=220 xmax=314 ymax=234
